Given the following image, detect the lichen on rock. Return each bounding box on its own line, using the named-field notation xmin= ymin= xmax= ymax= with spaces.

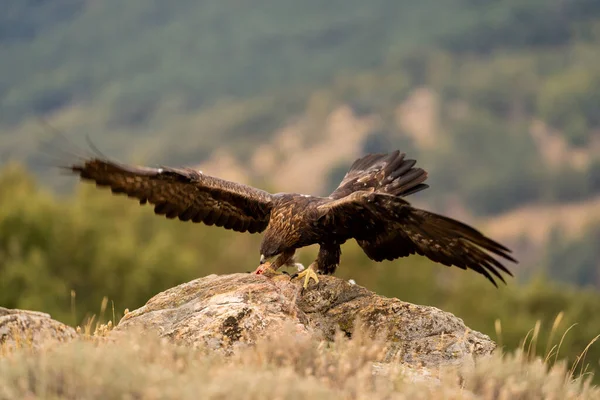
xmin=0 ymin=307 xmax=77 ymax=351
xmin=114 ymin=273 xmax=496 ymax=368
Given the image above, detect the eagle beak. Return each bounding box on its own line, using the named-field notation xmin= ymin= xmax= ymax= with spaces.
xmin=259 ymin=255 xmax=266 ymax=265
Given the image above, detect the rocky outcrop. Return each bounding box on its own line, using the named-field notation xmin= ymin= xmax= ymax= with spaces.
xmin=114 ymin=273 xmax=496 ymax=368
xmin=0 ymin=307 xmax=77 ymax=350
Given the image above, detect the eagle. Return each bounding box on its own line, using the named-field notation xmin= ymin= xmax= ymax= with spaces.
xmin=67 ymin=150 xmax=516 ymax=289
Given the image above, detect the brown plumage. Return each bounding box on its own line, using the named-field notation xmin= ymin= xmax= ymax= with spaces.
xmin=67 ymin=150 xmax=516 ymax=287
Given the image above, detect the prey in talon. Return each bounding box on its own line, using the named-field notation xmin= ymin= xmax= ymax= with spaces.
xmin=254 ymin=253 xmax=306 ymax=284
xmin=67 ymin=149 xmax=516 ymax=290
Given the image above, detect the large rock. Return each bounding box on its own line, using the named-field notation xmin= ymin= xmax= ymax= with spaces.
xmin=0 ymin=307 xmax=77 ymax=350
xmin=114 ymin=273 xmax=495 ymax=368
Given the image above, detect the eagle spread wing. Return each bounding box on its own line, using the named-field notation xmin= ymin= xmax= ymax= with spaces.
xmin=69 ymin=158 xmax=274 ymax=233
xmin=318 ymin=192 xmax=515 ymax=287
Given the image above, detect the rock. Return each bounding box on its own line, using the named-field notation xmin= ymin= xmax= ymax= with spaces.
xmin=114 ymin=273 xmax=496 ymax=368
xmin=0 ymin=307 xmax=77 ymax=350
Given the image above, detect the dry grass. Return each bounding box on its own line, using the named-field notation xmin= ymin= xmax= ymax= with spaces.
xmin=0 ymin=320 xmax=598 ymax=400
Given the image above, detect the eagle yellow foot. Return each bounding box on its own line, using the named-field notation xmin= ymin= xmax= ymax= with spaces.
xmin=293 ymin=265 xmax=320 ymax=290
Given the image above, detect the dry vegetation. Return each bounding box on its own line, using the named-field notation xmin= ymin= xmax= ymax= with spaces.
xmin=1 ymin=320 xmax=598 ymax=400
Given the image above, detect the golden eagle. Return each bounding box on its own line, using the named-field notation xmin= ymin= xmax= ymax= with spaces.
xmin=67 ymin=150 xmax=515 ymax=288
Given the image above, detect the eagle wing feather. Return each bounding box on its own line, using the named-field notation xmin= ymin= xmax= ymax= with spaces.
xmin=70 ymin=158 xmax=274 ymax=233
xmin=317 ymin=192 xmax=515 ymax=286
xmin=329 ymin=150 xmax=429 ymax=199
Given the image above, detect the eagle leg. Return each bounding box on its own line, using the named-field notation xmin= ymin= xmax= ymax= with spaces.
xmin=293 ymin=263 xmax=320 ymax=290
xmin=291 ymin=243 xmax=338 ymax=289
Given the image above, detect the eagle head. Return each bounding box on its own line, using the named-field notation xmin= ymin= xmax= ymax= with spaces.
xmin=259 ymin=236 xmax=285 ymax=264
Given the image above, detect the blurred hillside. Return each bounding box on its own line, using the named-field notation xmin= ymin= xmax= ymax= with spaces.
xmin=2 ymin=0 xmax=600 ymax=376
xmin=2 ymin=1 xmax=600 ymax=165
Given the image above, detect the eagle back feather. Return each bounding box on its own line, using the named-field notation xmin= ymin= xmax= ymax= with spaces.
xmin=70 ymin=159 xmax=274 ymax=233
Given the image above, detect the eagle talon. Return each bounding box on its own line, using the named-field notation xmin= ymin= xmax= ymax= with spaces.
xmin=293 ymin=265 xmax=320 ymax=290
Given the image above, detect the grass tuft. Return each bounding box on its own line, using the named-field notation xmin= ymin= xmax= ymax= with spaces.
xmin=0 ymin=320 xmax=598 ymax=399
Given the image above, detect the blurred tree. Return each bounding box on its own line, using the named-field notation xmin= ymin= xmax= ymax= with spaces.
xmin=545 ymin=226 xmax=600 ymax=288
xmin=537 ymin=68 xmax=600 ymax=147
